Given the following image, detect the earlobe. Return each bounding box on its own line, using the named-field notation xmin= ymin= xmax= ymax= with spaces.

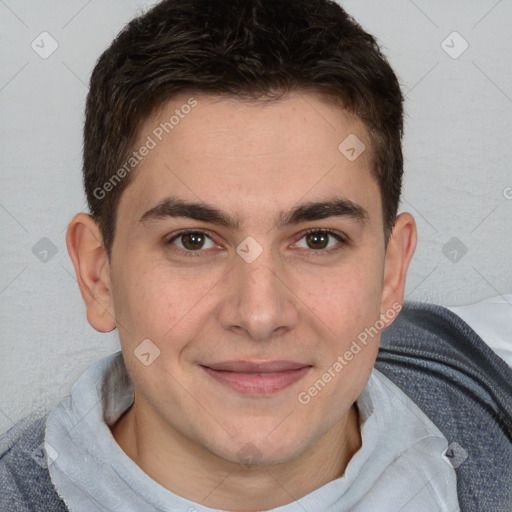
xmin=380 ymin=212 xmax=417 ymax=323
xmin=66 ymin=213 xmax=117 ymax=333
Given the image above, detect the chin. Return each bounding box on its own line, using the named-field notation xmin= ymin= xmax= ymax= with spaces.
xmin=208 ymin=426 xmax=312 ymax=468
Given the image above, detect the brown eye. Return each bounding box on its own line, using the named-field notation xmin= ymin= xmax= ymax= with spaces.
xmin=295 ymin=229 xmax=348 ymax=253
xmin=305 ymin=231 xmax=330 ymax=250
xmin=167 ymin=231 xmax=216 ymax=253
xmin=180 ymin=232 xmax=206 ymax=250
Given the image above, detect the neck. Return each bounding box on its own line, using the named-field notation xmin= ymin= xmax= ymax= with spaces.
xmin=110 ymin=398 xmax=362 ymax=511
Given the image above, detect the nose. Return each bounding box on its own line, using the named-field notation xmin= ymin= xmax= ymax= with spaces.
xmin=218 ymin=245 xmax=300 ymax=343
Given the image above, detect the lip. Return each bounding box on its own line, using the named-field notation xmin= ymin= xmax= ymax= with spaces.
xmin=200 ymin=360 xmax=312 ymax=395
xmin=204 ymin=360 xmax=309 ymax=372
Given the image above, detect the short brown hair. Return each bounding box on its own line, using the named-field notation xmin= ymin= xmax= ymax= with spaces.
xmin=83 ymin=0 xmax=404 ymax=257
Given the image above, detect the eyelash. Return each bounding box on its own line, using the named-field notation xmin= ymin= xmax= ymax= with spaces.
xmin=165 ymin=228 xmax=349 ymax=258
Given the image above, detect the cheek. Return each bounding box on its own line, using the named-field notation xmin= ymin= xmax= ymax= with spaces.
xmin=110 ymin=260 xmax=180 ymax=340
xmin=111 ymin=257 xmax=223 ymax=353
xmin=299 ymin=264 xmax=383 ymax=413
xmin=301 ymin=253 xmax=384 ymax=338
xmin=296 ymin=252 xmax=384 ymax=407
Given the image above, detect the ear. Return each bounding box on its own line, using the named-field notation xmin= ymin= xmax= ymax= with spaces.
xmin=66 ymin=213 xmax=117 ymax=333
xmin=380 ymin=212 xmax=417 ymax=324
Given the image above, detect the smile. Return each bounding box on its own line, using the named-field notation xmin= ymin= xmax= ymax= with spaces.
xmin=200 ymin=363 xmax=312 ymax=396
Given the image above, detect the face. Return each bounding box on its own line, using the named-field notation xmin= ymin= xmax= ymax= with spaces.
xmin=107 ymin=91 xmax=393 ymax=466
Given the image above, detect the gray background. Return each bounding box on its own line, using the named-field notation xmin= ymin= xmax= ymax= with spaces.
xmin=1 ymin=0 xmax=511 ymax=435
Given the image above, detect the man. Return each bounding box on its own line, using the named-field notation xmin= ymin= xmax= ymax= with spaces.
xmin=1 ymin=0 xmax=511 ymax=511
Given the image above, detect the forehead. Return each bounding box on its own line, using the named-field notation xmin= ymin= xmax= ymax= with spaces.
xmin=134 ymin=91 xmax=372 ymax=160
xmin=119 ymin=91 xmax=380 ymax=226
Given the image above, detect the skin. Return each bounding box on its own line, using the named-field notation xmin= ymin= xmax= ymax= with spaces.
xmin=66 ymin=91 xmax=416 ymax=511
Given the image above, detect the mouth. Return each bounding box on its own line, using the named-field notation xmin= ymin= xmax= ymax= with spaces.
xmin=200 ymin=360 xmax=312 ymax=396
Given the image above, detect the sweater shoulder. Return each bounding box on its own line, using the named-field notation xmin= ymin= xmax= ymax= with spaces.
xmin=377 ymin=301 xmax=512 ymax=511
xmin=0 ymin=414 xmax=69 ymax=512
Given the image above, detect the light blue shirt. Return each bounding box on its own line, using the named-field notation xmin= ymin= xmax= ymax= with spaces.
xmin=45 ymin=351 xmax=460 ymax=511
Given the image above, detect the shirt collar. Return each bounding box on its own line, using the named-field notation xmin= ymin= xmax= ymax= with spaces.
xmin=45 ymin=350 xmax=459 ymax=512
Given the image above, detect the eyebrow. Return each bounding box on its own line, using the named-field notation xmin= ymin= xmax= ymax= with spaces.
xmin=139 ymin=196 xmax=369 ymax=230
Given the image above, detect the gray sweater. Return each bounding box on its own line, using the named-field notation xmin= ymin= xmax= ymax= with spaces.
xmin=1 ymin=302 xmax=512 ymax=511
